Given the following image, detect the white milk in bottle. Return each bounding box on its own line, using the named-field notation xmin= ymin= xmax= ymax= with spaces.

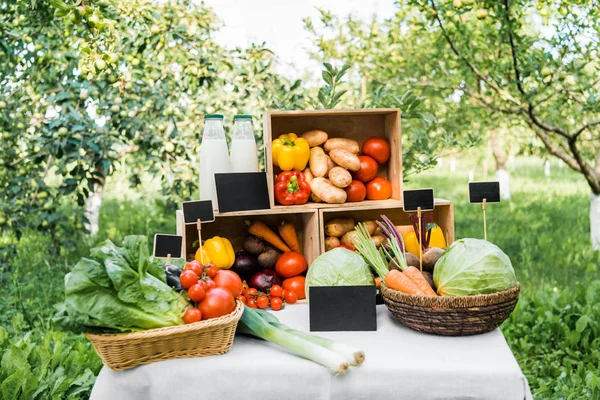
xmin=199 ymin=114 xmax=230 ymax=211
xmin=230 ymin=114 xmax=259 ymax=172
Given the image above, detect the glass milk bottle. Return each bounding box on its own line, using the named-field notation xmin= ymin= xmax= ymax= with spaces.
xmin=199 ymin=114 xmax=231 ymax=212
xmin=229 ymin=114 xmax=259 ymax=172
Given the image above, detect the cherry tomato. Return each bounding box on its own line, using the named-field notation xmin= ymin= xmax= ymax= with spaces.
xmin=270 ymin=284 xmax=283 ymax=298
xmin=242 ymin=281 xmax=249 ymax=294
xmin=246 ymin=297 xmax=257 ymax=308
xmin=183 ymin=263 xmax=193 ymax=271
xmin=282 ymin=276 xmax=306 ymax=300
xmin=281 ymin=289 xmax=288 ymax=299
xmin=205 ymin=280 xmax=216 ymax=290
xmin=236 ymin=295 xmax=247 ymax=305
xmin=270 ymin=297 xmax=283 ymax=311
xmin=366 ymin=177 xmax=392 ymax=200
xmin=362 ymin=137 xmax=390 ymax=164
xmin=180 ymin=270 xmax=198 ymax=289
xmin=284 ymin=290 xmax=298 ymax=304
xmin=183 ymin=308 xmax=202 ymax=324
xmin=256 ymin=295 xmax=269 ymax=309
xmin=198 ymin=288 xmax=236 ymax=320
xmin=188 ymin=260 xmax=203 ymax=276
xmin=188 ymin=283 xmax=206 ymax=302
xmin=352 ymin=155 xmax=378 ymax=183
xmin=248 ymin=288 xmax=258 ymax=296
xmin=213 ymin=270 xmax=243 ymax=297
xmin=344 ymin=180 xmax=367 ymax=202
xmin=275 ymin=252 xmax=307 ymax=278
xmin=205 ymin=265 xmax=218 ymax=279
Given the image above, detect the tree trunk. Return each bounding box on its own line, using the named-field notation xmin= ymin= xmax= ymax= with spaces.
xmin=592 ymin=193 xmax=600 ymax=250
xmin=85 ymin=184 xmax=104 ymax=235
xmin=489 ymin=130 xmax=511 ymax=200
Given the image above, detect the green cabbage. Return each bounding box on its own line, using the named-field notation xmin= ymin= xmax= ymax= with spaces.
xmin=433 ymin=238 xmax=517 ymax=296
xmin=305 ymin=248 xmax=374 ymax=299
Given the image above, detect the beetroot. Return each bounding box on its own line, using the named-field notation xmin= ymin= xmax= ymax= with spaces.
xmin=249 ymin=269 xmax=282 ymax=292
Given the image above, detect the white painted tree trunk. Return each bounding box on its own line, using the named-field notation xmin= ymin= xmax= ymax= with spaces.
xmin=495 ymin=168 xmax=511 ymax=200
xmin=544 ymin=160 xmax=551 ymax=177
xmin=591 ymin=193 xmax=600 ymax=251
xmin=85 ymin=185 xmax=104 ymax=235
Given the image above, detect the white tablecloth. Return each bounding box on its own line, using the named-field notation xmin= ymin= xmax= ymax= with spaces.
xmin=91 ymin=305 xmax=533 ymax=400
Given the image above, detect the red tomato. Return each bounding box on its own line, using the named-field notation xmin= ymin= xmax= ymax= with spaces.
xmin=183 ymin=263 xmax=192 ymax=271
xmin=344 ymin=180 xmax=366 ymax=202
xmin=275 ymin=252 xmax=307 ymax=278
xmin=270 ymin=297 xmax=283 ymax=311
xmin=198 ymin=288 xmax=236 ymax=320
xmin=180 ymin=270 xmax=198 ymax=289
xmin=284 ymin=290 xmax=298 ymax=304
xmin=352 ymin=155 xmax=378 ymax=183
xmin=366 ymin=177 xmax=392 ymax=200
xmin=281 ymin=289 xmax=288 ymax=299
xmin=205 ymin=265 xmax=218 ymax=279
xmin=205 ymin=280 xmax=216 ymax=290
xmin=270 ymin=285 xmax=283 ymax=298
xmin=282 ymin=276 xmax=306 ymax=300
xmin=247 ymin=297 xmax=257 ymax=308
xmin=256 ymin=295 xmax=269 ymax=309
xmin=248 ymin=287 xmax=258 ymax=296
xmin=190 ymin=262 xmax=203 ymax=277
xmin=213 ymin=270 xmax=243 ymax=297
xmin=236 ymin=295 xmax=247 ymax=305
xmin=362 ymin=137 xmax=390 ymax=164
xmin=183 ymin=308 xmax=202 ymax=324
xmin=188 ymin=283 xmax=206 ymax=302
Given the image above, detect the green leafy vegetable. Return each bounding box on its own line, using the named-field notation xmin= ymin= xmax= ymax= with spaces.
xmin=433 ymin=239 xmax=517 ymax=296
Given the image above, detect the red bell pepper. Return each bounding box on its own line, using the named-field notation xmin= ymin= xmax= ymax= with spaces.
xmin=274 ymin=171 xmax=311 ymax=205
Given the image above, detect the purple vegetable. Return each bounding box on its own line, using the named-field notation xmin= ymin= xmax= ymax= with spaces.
xmin=231 ymin=251 xmax=259 ymax=281
xmin=249 ymin=269 xmax=282 ymax=293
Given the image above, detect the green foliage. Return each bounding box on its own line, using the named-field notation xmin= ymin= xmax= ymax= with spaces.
xmin=316 ymin=63 xmax=350 ymax=109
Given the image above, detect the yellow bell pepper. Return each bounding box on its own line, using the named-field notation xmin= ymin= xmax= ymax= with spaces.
xmin=404 ymin=226 xmax=446 ymax=256
xmin=202 ymin=236 xmax=235 ymax=269
xmin=272 ymin=133 xmax=310 ymax=171
xmin=194 ymin=247 xmax=212 ymax=265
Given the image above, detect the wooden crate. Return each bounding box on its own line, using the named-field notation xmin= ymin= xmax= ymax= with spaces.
xmin=319 ymin=199 xmax=455 ymax=255
xmin=263 ymin=108 xmax=402 ymax=210
xmin=176 ymin=209 xmax=321 ymax=265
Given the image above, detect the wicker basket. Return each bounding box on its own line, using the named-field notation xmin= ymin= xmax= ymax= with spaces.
xmin=381 ymin=283 xmax=520 ymax=336
xmin=85 ymin=300 xmax=244 ymax=370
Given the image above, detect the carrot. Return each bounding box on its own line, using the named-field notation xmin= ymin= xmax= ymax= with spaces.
xmin=278 ymin=221 xmax=301 ymax=253
xmin=384 ymin=269 xmax=425 ymax=295
xmin=246 ymin=220 xmax=291 ymax=253
xmin=402 ymin=266 xmax=437 ymax=296
xmin=374 ymin=277 xmax=382 ymax=288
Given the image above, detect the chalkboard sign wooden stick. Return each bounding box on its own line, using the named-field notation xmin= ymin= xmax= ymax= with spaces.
xmin=165 ymin=254 xmax=171 ymax=266
xmin=417 ymin=207 xmax=423 ymax=272
xmin=482 ymin=198 xmax=487 ymax=241
xmin=196 ymin=219 xmax=205 ymax=265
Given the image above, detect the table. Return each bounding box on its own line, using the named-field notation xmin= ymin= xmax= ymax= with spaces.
xmin=91 ymin=305 xmax=533 ymax=400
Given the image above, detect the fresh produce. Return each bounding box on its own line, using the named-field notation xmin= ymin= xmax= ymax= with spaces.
xmin=188 ymin=283 xmax=206 ymax=302
xmin=324 ymin=138 xmax=360 ymax=154
xmin=183 ymin=308 xmax=202 ymax=324
xmin=213 ymin=270 xmax=244 ymax=297
xmin=352 ymin=155 xmax=378 ymax=183
xmin=325 ymin=218 xmax=355 ymax=237
xmin=230 ymin=251 xmax=259 ymax=281
xmin=246 ymin=220 xmax=292 ymax=252
xmin=198 ymin=287 xmax=236 ymax=319
xmin=404 ymin=214 xmax=447 ymax=271
xmin=181 ymin=270 xmax=199 ymax=289
xmin=303 ymin=167 xmax=314 ymax=183
xmin=161 ymin=264 xmax=183 ymax=291
xmin=371 ymin=235 xmax=386 ymax=248
xmin=344 ymin=180 xmax=366 ymax=202
xmin=202 ymin=236 xmax=235 ymax=269
xmin=272 ymin=133 xmax=310 ymax=171
xmin=309 ymin=146 xmax=329 ymax=177
xmin=422 ymin=247 xmax=445 ymax=271
xmin=257 ymin=248 xmax=281 ymax=269
xmin=274 ymin=171 xmax=311 ymax=206
xmin=184 ymin=260 xmax=204 ymax=276
xmin=278 ymin=221 xmax=301 ymax=253
xmin=329 ymin=148 xmax=361 ymax=171
xmin=270 ymin=297 xmax=283 ymax=310
xmin=324 ymin=237 xmax=341 ymax=251
xmin=305 ymin=248 xmax=374 ymax=298
xmin=243 ymin=235 xmax=265 ymax=256
xmin=402 ymin=266 xmax=437 ymax=296
xmin=422 ymin=271 xmax=435 ymax=291
xmin=194 ymin=247 xmax=211 ymax=265
xmin=328 ymin=166 xmax=352 ymax=188
xmin=256 ymin=295 xmax=269 ymax=309
xmin=249 ymin=269 xmax=282 ymax=292
xmin=310 ymin=177 xmax=347 ymax=204
xmin=326 ymin=155 xmax=336 ymax=174
xmin=384 ymin=269 xmax=424 ymax=295
xmin=433 ymin=239 xmax=517 ymax=296
xmin=301 ymin=129 xmax=328 ymax=147
xmin=340 ymin=230 xmax=359 ymax=250
xmin=362 ymin=137 xmax=391 ymax=164
xmin=282 ymin=275 xmax=306 ymax=300
xmin=363 ymin=220 xmax=378 ymax=235
xmin=275 ymin=251 xmax=308 ymax=278
xmin=56 ymin=236 xmax=190 ymax=332
xmin=284 ymin=290 xmax=298 ymax=304
xmin=365 ymin=177 xmax=392 ymax=200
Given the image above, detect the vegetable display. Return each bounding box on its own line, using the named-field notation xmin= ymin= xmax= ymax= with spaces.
xmin=324 ymin=218 xmax=384 ymax=251
xmin=271 ymin=133 xmax=310 ymax=171
xmin=274 ymin=171 xmax=311 ymax=206
xmin=202 ymin=236 xmax=235 ymax=269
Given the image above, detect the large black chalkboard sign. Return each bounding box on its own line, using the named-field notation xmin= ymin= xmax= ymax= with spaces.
xmin=153 ymin=234 xmax=183 ymax=258
xmin=182 ymin=200 xmax=215 ymax=224
xmin=215 ymin=172 xmax=270 ymax=213
xmin=309 ymin=286 xmax=377 ymax=331
xmin=403 ymin=188 xmax=435 ymax=212
xmin=468 ymin=182 xmax=501 ymax=203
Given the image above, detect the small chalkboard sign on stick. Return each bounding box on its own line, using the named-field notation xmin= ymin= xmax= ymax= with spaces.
xmin=468 ymin=181 xmax=500 ymax=241
xmin=403 ymin=189 xmax=435 ymax=272
xmin=215 ymin=172 xmax=270 ymax=213
xmin=153 ymin=234 xmax=183 ymax=266
xmin=181 ymin=200 xmax=215 ymax=266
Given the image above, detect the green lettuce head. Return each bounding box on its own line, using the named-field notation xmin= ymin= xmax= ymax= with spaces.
xmin=433 ymin=238 xmax=517 ymax=296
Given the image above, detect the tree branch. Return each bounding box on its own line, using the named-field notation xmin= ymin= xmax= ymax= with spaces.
xmin=573 ymin=119 xmax=600 ymax=140
xmin=526 ymin=122 xmax=580 ymax=172
xmin=503 ymin=0 xmax=527 ymax=97
xmin=567 ymin=136 xmax=600 ymax=193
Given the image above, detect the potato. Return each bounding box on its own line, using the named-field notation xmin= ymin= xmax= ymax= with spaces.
xmin=405 ymin=252 xmax=420 ymax=267
xmin=303 ymin=168 xmax=314 ymax=184
xmin=328 ymin=166 xmax=352 ymax=188
xmin=326 ymin=155 xmax=336 ymax=174
xmin=422 ymin=271 xmax=436 ymax=291
xmin=329 ymin=149 xmax=361 ymax=171
xmin=325 ymin=218 xmax=355 ymax=237
xmin=362 ymin=220 xmax=377 ymax=235
xmin=324 ymin=138 xmax=360 ymax=154
xmin=423 ymin=247 xmax=444 ymax=272
xmin=324 ymin=237 xmax=341 ymax=251
xmin=371 ymin=235 xmax=386 ymax=248
xmin=341 ymin=230 xmax=359 ymax=250
xmin=301 ymin=130 xmax=328 ymax=147
xmin=311 ymin=192 xmax=322 ymax=203
xmin=310 ymin=147 xmax=329 ymax=177
xmin=310 ymin=177 xmax=347 ymax=204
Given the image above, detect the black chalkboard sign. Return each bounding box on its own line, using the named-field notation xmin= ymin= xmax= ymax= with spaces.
xmin=182 ymin=200 xmax=215 ymax=224
xmin=469 ymin=182 xmax=501 ymax=204
xmin=153 ymin=234 xmax=183 ymax=258
xmin=215 ymin=172 xmax=270 ymax=213
xmin=403 ymin=188 xmax=435 ymax=212
xmin=309 ymin=286 xmax=377 ymax=331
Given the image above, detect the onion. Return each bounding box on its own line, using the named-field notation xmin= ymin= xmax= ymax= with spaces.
xmin=230 ymin=251 xmax=259 ymax=281
xmin=249 ymin=269 xmax=282 ymax=292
